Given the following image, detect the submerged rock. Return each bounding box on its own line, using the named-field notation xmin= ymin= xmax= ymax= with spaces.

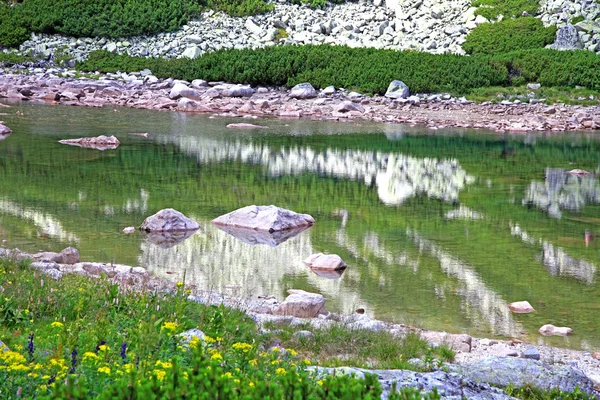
xmin=139 ymin=208 xmax=200 ymax=232
xmin=58 ymin=135 xmax=120 ymax=150
xmin=212 ymin=205 xmax=314 ymax=232
xmin=226 ymin=123 xmax=268 ymax=129
xmin=142 ymin=230 xmax=197 ymax=248
xmin=273 ymin=289 xmax=327 ymax=318
xmin=304 ymin=253 xmax=347 ymax=271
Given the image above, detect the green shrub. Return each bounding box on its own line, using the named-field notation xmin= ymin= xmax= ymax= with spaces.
xmin=78 ymin=45 xmax=509 ymax=95
xmin=206 ymin=0 xmax=273 ymax=17
xmin=463 ymin=17 xmax=557 ymax=54
xmin=0 ymin=0 xmax=200 ymax=48
xmin=472 ymin=0 xmax=539 ymax=20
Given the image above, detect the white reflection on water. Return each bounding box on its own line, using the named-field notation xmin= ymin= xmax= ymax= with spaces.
xmin=159 ymin=136 xmax=474 ymax=205
xmin=407 ymin=228 xmax=523 ymax=337
xmin=523 ymin=168 xmax=600 ymax=218
xmin=0 ymin=198 xmax=80 ymax=243
xmin=510 ymin=223 xmax=597 ymax=284
xmin=139 ymin=220 xmax=365 ymax=314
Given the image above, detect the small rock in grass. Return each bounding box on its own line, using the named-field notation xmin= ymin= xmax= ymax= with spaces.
xmin=521 ymin=346 xmax=541 ymax=360
xmin=123 ymin=227 xmax=136 ymax=234
xmin=292 ymin=330 xmax=315 ymax=342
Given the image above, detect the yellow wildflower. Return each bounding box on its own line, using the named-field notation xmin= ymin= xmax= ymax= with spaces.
xmin=223 ymin=372 xmax=233 ymax=379
xmin=98 ymin=366 xmax=111 ymax=375
xmin=154 ymin=369 xmax=166 ymax=381
xmin=83 ymin=352 xmax=100 ymax=362
xmin=276 ymin=368 xmax=286 ymax=376
xmin=98 ymin=345 xmax=110 ymax=352
xmin=302 ymin=359 xmax=312 ymax=365
xmin=176 ymin=281 xmax=184 ymax=288
xmin=123 ymin=363 xmax=134 ymax=373
xmin=1 ymin=351 xmax=26 ymax=365
xmin=39 ymin=385 xmax=47 ymax=391
xmin=234 ymin=379 xmax=240 ymax=384
xmin=249 ymin=359 xmax=258 ymax=366
xmin=210 ymin=352 xmax=223 ymax=362
xmin=50 ymin=321 xmax=64 ymax=329
xmin=317 ymin=380 xmax=324 ymax=386
xmin=204 ymin=336 xmax=216 ymax=344
xmin=232 ymin=342 xmax=253 ymax=353
xmin=286 ymin=349 xmax=298 ymax=357
xmin=249 ymin=382 xmax=255 ymax=388
xmin=190 ymin=337 xmax=201 ymax=349
xmin=155 ymin=360 xmax=172 ymax=369
xmin=161 ymin=322 xmax=178 ymax=334
xmin=8 ymin=364 xmax=30 ymax=372
xmin=270 ymin=360 xmax=280 ymax=365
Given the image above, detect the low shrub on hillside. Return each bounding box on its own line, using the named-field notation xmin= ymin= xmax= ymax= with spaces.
xmin=77 ymin=45 xmax=509 ymax=95
xmin=0 ymin=0 xmax=200 ymax=48
xmin=206 ymin=0 xmax=273 ymax=17
xmin=472 ymin=0 xmax=539 ymax=20
xmin=463 ymin=17 xmax=557 ymax=55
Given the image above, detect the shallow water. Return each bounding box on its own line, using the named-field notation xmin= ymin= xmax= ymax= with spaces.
xmin=1 ymin=100 xmax=599 ymax=351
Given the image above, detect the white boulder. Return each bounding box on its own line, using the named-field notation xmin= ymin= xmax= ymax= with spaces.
xmin=139 ymin=209 xmax=200 ymax=232
xmin=272 ymin=289 xmax=327 ymax=318
xmin=304 ymin=253 xmax=347 ymax=271
xmin=212 ymin=205 xmax=314 ymax=232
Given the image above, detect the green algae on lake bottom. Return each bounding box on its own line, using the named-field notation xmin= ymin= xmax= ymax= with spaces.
xmin=0 ymin=100 xmax=599 ymax=351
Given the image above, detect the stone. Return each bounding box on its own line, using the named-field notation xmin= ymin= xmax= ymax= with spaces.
xmin=527 ymin=83 xmax=541 ymax=90
xmin=0 ymin=124 xmax=12 ymax=135
xmin=139 ymin=208 xmax=200 ymax=232
xmin=177 ymin=98 xmax=198 ymax=111
xmin=212 ymin=205 xmax=315 ymax=232
xmin=169 ymin=83 xmax=201 ymax=100
xmin=452 ymin=356 xmax=595 ymax=394
xmin=245 ymin=18 xmax=263 ymax=36
xmin=551 ymin=25 xmax=584 ymax=50
xmin=289 ymin=83 xmax=317 ymax=99
xmin=303 ymin=253 xmax=347 ymax=271
xmin=336 ymin=101 xmax=365 ymax=113
xmin=142 ymin=230 xmax=197 ymax=248
xmin=509 ymin=300 xmax=535 ymax=313
xmin=345 ymin=314 xmax=387 ymax=331
xmin=493 ymin=344 xmax=519 ymax=357
xmin=226 ymin=123 xmax=268 ymax=129
xmin=222 ymin=85 xmax=255 ymax=97
xmin=58 ymin=135 xmax=120 ymax=151
xmin=123 ymin=227 xmax=135 ymax=234
xmin=539 ymin=324 xmax=573 ymax=336
xmin=0 ymin=339 xmax=8 ymax=352
xmin=310 ymin=367 xmax=513 ymax=399
xmin=273 ymin=289 xmax=327 ymax=318
xmin=59 ymin=247 xmax=80 ymax=264
xmin=292 ymin=330 xmax=315 ymax=342
xmin=384 ymin=80 xmax=410 ymax=99
xmin=322 ymin=86 xmax=336 ymax=95
xmin=214 ymin=224 xmax=311 ymax=247
xmin=420 ymin=331 xmax=472 ymax=353
xmin=177 ymin=328 xmax=205 ymax=345
xmin=521 ymin=346 xmax=541 ymax=360
xmin=182 ymin=46 xmax=202 ymax=59
xmin=191 ymin=79 xmax=208 ymax=89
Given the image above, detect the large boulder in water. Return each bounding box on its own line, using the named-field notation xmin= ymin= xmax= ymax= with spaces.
xmin=30 ymin=247 xmax=80 ymax=264
xmin=272 ymin=289 xmax=327 ymax=318
xmin=0 ymin=123 xmax=12 ymax=136
xmin=384 ymin=80 xmax=410 ymax=99
xmin=139 ymin=209 xmax=199 ymax=232
xmin=212 ymin=205 xmax=314 ymax=232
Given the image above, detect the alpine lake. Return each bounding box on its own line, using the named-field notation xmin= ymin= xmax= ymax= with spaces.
xmin=1 ymin=100 xmax=599 ymax=352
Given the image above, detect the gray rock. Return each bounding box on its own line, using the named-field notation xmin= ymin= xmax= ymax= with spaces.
xmin=222 ymin=85 xmax=255 ymax=97
xmin=527 ymin=83 xmax=541 ymax=90
xmin=452 ymin=356 xmax=596 ymax=395
xmin=182 ymin=46 xmax=202 ymax=59
xmin=521 ymin=346 xmax=541 ymax=361
xmin=304 ymin=253 xmax=347 ymax=271
xmin=0 ymin=339 xmax=9 ymax=352
xmin=0 ymin=124 xmax=12 ymax=136
xmin=177 ymin=328 xmax=205 ymax=345
xmin=309 ymin=367 xmax=515 ymax=399
xmin=139 ymin=208 xmax=200 ymax=232
xmin=273 ymin=289 xmax=327 ymax=318
xmin=191 ymin=79 xmax=208 ymax=89
xmin=551 ymin=25 xmax=584 ymax=50
xmin=289 ymin=82 xmax=317 ymax=99
xmin=58 ymin=135 xmax=120 ymax=151
xmin=169 ymin=83 xmax=202 ymax=100
xmin=212 ymin=205 xmax=314 ymax=232
xmin=59 ymin=247 xmax=80 ymax=264
xmin=336 ymin=100 xmax=365 ymax=113
xmin=322 ymin=85 xmax=336 ymax=95
xmin=344 ymin=314 xmax=387 ymax=332
xmin=384 ymin=80 xmax=410 ymax=99
xmin=292 ymin=330 xmax=315 ymax=341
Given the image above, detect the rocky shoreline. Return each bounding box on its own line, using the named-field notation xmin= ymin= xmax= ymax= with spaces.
xmin=1 ymin=245 xmax=599 ymax=398
xmin=2 ymin=66 xmax=600 ymax=133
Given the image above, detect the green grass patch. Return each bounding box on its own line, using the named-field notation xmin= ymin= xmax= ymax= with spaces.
xmin=263 ymin=322 xmax=455 ymax=370
xmin=505 ymin=384 xmax=597 ymax=399
xmin=463 ymin=18 xmax=556 ymax=55
xmin=205 ymin=0 xmax=273 ymax=17
xmin=571 ymin=16 xmax=585 ymax=24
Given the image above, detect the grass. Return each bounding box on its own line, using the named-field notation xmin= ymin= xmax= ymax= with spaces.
xmin=263 ymin=321 xmax=455 ymax=371
xmin=466 ymin=85 xmax=599 ymax=105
